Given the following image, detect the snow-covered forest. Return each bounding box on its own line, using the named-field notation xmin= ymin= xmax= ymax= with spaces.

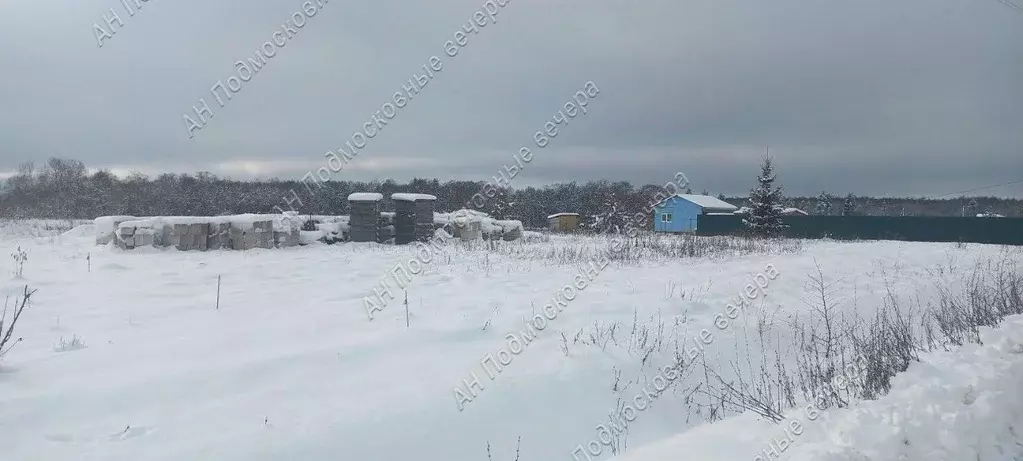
xmin=2 ymin=158 xmax=1021 ymax=225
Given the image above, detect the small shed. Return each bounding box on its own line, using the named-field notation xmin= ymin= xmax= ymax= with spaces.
xmin=781 ymin=207 xmax=809 ymax=216
xmin=547 ymin=213 xmax=580 ymax=232
xmin=653 ymin=194 xmax=738 ymax=233
xmin=348 ymin=192 xmax=383 ymax=242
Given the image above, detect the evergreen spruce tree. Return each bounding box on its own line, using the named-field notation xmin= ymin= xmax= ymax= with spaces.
xmin=743 ymin=155 xmax=785 ymax=237
xmin=842 ymin=193 xmax=856 ymax=216
xmin=815 ymin=191 xmax=833 ymax=216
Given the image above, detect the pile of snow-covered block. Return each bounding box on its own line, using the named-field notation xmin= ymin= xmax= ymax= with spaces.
xmin=95 ymin=216 xmax=139 ymax=245
xmin=349 ymin=193 xmax=383 ymax=243
xmin=433 ymin=209 xmax=524 ymax=241
xmin=391 ymin=193 xmax=438 ymax=243
xmin=96 ymin=209 xmax=526 ymax=250
xmin=307 ymin=215 xmax=350 ymax=243
xmin=96 ymin=213 xmax=305 ymax=251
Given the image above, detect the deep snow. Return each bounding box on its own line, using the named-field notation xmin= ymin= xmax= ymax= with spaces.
xmin=616 ymin=313 xmax=1023 ymax=461
xmin=0 ymin=221 xmax=1020 ymax=461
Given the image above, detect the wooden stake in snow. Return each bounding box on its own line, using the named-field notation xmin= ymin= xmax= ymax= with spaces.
xmin=87 ymin=253 xmax=91 ymax=273
xmin=216 ymin=275 xmax=221 ymax=310
xmin=404 ymin=290 xmax=410 ymax=328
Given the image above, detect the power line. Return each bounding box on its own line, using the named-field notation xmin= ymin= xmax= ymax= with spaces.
xmin=993 ymin=0 xmax=1023 ymax=13
xmin=931 ymin=179 xmax=1023 ymax=199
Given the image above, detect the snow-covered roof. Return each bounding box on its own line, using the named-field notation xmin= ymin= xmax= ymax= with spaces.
xmin=347 ymin=192 xmax=383 ymax=202
xmin=547 ymin=212 xmax=580 ymax=219
xmin=671 ymin=194 xmax=738 ymax=211
xmin=782 ymin=207 xmax=808 ymax=215
xmin=391 ymin=193 xmax=437 ymax=202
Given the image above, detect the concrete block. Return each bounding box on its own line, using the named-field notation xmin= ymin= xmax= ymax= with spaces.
xmin=208 ymin=222 xmax=230 ymax=250
xmin=229 ymin=226 xmax=248 ymax=250
xmin=229 ymin=223 xmax=271 ymax=250
xmin=161 ymin=225 xmax=178 ymax=248
xmin=172 ymin=224 xmax=190 ymax=251
xmin=190 ymin=223 xmax=209 ymax=251
xmin=97 ymin=217 xmax=137 ymax=245
xmin=275 ymin=229 xmax=301 ymax=247
xmin=502 ymin=227 xmax=522 ymax=241
xmin=252 ymin=221 xmax=274 ymax=249
xmin=460 ymin=222 xmax=482 ymax=241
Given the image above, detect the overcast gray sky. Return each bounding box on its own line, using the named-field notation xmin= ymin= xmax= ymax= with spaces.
xmin=1 ymin=0 xmax=1020 ymax=197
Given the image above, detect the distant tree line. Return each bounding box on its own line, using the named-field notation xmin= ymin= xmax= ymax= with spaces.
xmin=1 ymin=158 xmax=1020 ymax=228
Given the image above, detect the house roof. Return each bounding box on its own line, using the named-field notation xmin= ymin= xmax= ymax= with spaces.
xmin=668 ymin=194 xmax=738 ymax=211
xmin=546 ymin=212 xmax=580 ymax=219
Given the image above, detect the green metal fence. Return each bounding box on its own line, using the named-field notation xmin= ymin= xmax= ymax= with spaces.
xmin=696 ymin=214 xmax=1023 ymax=245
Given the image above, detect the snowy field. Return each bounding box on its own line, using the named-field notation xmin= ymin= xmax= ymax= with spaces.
xmin=1 ymin=220 xmax=1021 ymax=461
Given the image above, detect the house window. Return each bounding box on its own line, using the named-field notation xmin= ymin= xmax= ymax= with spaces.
xmin=661 ymin=213 xmax=672 ymax=223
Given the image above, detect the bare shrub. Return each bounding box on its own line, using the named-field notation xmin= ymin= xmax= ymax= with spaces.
xmin=463 ymin=233 xmax=803 ymax=267
xmin=11 ymin=246 xmax=27 ymax=277
xmin=927 ymin=253 xmax=1023 ymax=348
xmin=54 ymin=334 xmax=87 ymax=353
xmin=485 ymin=436 xmax=521 ymax=461
xmin=1 ymin=286 xmax=37 ymax=361
xmin=750 ymin=249 xmax=1019 ymax=417
xmin=656 ymin=249 xmax=1021 ymax=427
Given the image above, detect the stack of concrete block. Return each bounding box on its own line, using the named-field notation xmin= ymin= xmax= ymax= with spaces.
xmin=116 ymin=226 xmax=136 ymax=250
xmin=502 ymin=226 xmax=523 ymax=241
xmin=414 ymin=199 xmax=435 ymax=242
xmin=161 ymin=224 xmax=180 ymax=248
xmin=391 ymin=193 xmax=437 ymax=244
xmin=393 ymin=199 xmax=416 ymax=245
xmin=117 ymin=225 xmax=158 ymax=250
xmin=173 ymin=223 xmax=210 ymax=251
xmin=377 ymin=224 xmax=395 ymax=243
xmin=254 ymin=221 xmax=274 ymax=249
xmin=207 ymin=222 xmax=232 ymax=250
xmin=349 ymin=193 xmax=383 ymax=242
xmin=460 ymin=221 xmax=483 ymax=241
xmin=97 ymin=216 xmax=138 ymax=245
xmin=275 ymin=228 xmax=301 ymax=247
xmin=230 ymin=220 xmax=274 ymax=250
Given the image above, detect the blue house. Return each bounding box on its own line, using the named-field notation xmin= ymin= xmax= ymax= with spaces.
xmin=653 ymin=194 xmax=738 ymax=233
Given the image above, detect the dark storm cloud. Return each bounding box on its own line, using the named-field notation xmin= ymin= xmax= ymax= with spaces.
xmin=0 ymin=0 xmax=1020 ymax=197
